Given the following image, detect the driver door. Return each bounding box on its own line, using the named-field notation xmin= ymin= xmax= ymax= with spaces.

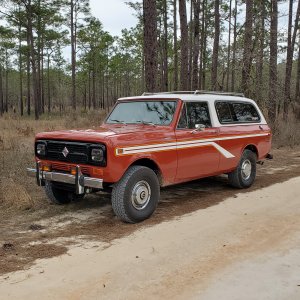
xmin=175 ymin=101 xmax=220 ymax=182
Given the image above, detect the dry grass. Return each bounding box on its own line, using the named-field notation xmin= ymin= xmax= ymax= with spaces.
xmin=272 ymin=116 xmax=300 ymax=148
xmin=0 ymin=110 xmax=106 ymax=211
xmin=0 ymin=110 xmax=299 ymax=211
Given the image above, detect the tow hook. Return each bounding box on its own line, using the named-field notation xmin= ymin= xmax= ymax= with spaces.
xmin=266 ymin=153 xmax=273 ymax=160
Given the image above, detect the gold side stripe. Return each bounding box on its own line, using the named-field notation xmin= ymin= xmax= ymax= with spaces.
xmin=115 ymin=133 xmax=269 ymax=158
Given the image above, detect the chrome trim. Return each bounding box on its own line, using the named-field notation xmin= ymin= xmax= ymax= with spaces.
xmin=27 ymin=167 xmax=103 ymax=190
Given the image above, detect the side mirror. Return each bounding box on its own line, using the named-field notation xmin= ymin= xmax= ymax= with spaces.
xmin=191 ymin=124 xmax=206 ymax=134
xmin=195 ymin=124 xmax=206 ymax=131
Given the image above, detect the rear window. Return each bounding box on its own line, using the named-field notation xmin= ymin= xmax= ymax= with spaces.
xmin=215 ymin=101 xmax=260 ymax=124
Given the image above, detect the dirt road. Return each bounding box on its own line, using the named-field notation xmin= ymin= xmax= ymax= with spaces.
xmin=1 ymin=175 xmax=300 ymax=299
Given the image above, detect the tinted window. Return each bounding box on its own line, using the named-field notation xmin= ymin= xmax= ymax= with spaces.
xmin=215 ymin=102 xmax=233 ymax=123
xmin=177 ymin=102 xmax=211 ymax=129
xmin=106 ymin=101 xmax=177 ymax=125
xmin=232 ymin=102 xmax=260 ymax=122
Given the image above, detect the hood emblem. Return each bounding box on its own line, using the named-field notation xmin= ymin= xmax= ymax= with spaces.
xmin=62 ymin=147 xmax=69 ymax=157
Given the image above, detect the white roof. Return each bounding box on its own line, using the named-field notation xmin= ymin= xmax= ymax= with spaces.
xmin=118 ymin=93 xmax=256 ymax=104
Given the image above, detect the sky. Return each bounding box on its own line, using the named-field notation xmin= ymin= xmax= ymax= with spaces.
xmin=89 ymin=0 xmax=140 ymax=36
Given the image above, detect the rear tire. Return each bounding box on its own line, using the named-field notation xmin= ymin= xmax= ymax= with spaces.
xmin=44 ymin=181 xmax=85 ymax=204
xmin=111 ymin=166 xmax=160 ymax=223
xmin=228 ymin=149 xmax=257 ymax=188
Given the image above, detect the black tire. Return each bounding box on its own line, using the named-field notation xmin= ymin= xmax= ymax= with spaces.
xmin=44 ymin=181 xmax=85 ymax=204
xmin=111 ymin=166 xmax=160 ymax=223
xmin=228 ymin=149 xmax=257 ymax=189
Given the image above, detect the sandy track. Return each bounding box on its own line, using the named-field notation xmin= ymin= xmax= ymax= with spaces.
xmin=1 ymin=177 xmax=300 ymax=299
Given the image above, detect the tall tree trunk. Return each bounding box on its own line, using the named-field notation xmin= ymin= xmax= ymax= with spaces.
xmin=173 ymin=0 xmax=178 ymax=90
xmin=179 ymin=0 xmax=189 ymax=90
xmin=19 ymin=52 xmax=23 ymax=116
xmin=25 ymin=0 xmax=40 ymax=120
xmin=143 ymin=0 xmax=158 ymax=92
xmin=162 ymin=0 xmax=168 ymax=91
xmin=92 ymin=69 xmax=96 ymax=109
xmin=47 ymin=54 xmax=51 ymax=113
xmin=41 ymin=33 xmax=45 ymax=114
xmin=192 ymin=0 xmax=200 ymax=90
xmin=141 ymin=49 xmax=145 ymax=91
xmin=18 ymin=6 xmax=23 ymax=116
xmin=226 ymin=0 xmax=232 ymax=91
xmin=284 ymin=0 xmax=300 ymax=119
xmin=211 ymin=0 xmax=220 ymax=90
xmin=188 ymin=0 xmax=193 ymax=89
xmin=268 ymin=0 xmax=278 ymax=125
xmin=5 ymin=49 xmax=8 ymax=113
xmin=241 ymin=0 xmax=253 ymax=97
xmin=0 ymin=65 xmax=3 ymax=116
xmin=37 ymin=0 xmax=42 ymax=114
xmin=296 ymin=34 xmax=300 ymax=104
xmin=26 ymin=30 xmax=31 ymax=116
xmin=88 ymin=70 xmax=91 ymax=109
xmin=231 ymin=0 xmax=237 ymax=92
xmin=199 ymin=0 xmax=207 ymax=90
xmin=255 ymin=0 xmax=265 ymax=105
xmin=71 ymin=0 xmax=77 ymax=109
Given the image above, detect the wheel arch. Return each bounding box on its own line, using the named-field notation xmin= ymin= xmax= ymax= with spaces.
xmin=243 ymin=144 xmax=259 ymax=158
xmin=129 ymin=158 xmax=163 ymax=186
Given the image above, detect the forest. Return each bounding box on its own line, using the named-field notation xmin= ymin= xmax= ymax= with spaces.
xmin=0 ymin=0 xmax=300 ymax=127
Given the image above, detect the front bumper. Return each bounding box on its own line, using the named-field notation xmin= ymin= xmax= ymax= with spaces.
xmin=27 ymin=162 xmax=103 ymax=194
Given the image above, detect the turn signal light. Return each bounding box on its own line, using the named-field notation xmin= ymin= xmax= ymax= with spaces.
xmin=42 ymin=165 xmax=51 ymax=172
xmin=70 ymin=168 xmax=77 ymax=175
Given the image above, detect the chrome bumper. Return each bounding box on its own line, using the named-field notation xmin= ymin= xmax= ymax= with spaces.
xmin=27 ymin=163 xmax=103 ymax=194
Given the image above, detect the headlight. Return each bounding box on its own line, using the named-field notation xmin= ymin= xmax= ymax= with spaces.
xmin=91 ymin=148 xmax=104 ymax=162
xmin=36 ymin=142 xmax=46 ymax=156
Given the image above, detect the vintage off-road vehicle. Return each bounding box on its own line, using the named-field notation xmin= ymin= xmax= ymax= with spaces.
xmin=27 ymin=91 xmax=272 ymax=223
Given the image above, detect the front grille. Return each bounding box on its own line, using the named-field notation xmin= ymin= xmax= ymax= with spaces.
xmin=46 ymin=141 xmax=89 ymax=164
xmin=36 ymin=140 xmax=106 ymax=166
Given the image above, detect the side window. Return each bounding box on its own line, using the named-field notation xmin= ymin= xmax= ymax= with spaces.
xmin=186 ymin=102 xmax=211 ymax=128
xmin=231 ymin=102 xmax=260 ymax=123
xmin=215 ymin=102 xmax=233 ymax=123
xmin=177 ymin=102 xmax=211 ymax=129
xmin=177 ymin=103 xmax=188 ymax=129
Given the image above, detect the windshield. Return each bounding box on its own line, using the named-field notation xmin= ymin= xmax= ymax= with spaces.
xmin=106 ymin=101 xmax=177 ymax=125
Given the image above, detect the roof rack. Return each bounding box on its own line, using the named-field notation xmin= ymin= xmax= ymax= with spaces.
xmin=194 ymin=90 xmax=245 ymax=97
xmin=142 ymin=91 xmax=195 ymax=96
xmin=142 ymin=90 xmax=245 ymax=97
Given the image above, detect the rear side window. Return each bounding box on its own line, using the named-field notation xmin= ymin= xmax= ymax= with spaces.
xmin=215 ymin=101 xmax=261 ymax=124
xmin=231 ymin=102 xmax=260 ymax=122
xmin=215 ymin=102 xmax=233 ymax=123
xmin=177 ymin=102 xmax=211 ymax=129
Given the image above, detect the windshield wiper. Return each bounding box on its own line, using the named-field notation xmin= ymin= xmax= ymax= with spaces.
xmin=136 ymin=120 xmax=156 ymax=126
xmin=109 ymin=119 xmax=126 ymax=124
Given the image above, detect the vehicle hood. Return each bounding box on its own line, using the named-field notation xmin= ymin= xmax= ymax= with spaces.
xmin=35 ymin=124 xmax=169 ymax=143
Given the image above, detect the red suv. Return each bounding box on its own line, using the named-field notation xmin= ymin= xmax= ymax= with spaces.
xmin=28 ymin=91 xmax=272 ymax=223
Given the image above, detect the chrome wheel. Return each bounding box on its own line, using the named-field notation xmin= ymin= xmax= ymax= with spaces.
xmin=241 ymin=159 xmax=252 ymax=180
xmin=131 ymin=180 xmax=151 ymax=210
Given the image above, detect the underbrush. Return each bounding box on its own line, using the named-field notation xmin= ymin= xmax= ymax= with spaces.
xmin=0 ymin=111 xmax=106 ymax=211
xmin=272 ymin=117 xmax=300 ymax=148
xmin=0 ymin=110 xmax=299 ymax=211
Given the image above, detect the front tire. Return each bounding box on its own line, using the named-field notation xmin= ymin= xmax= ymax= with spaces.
xmin=111 ymin=166 xmax=160 ymax=223
xmin=44 ymin=181 xmax=85 ymax=204
xmin=228 ymin=149 xmax=257 ymax=188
